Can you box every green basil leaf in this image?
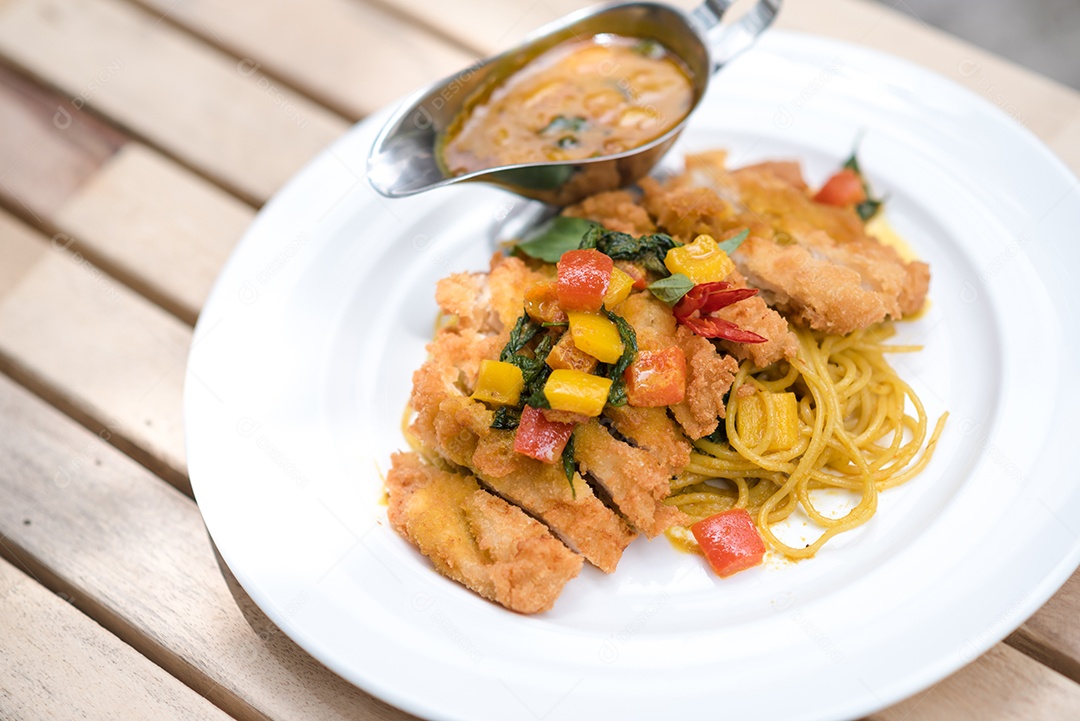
[602,310,638,406]
[540,115,587,135]
[717,228,749,255]
[647,273,694,306]
[579,228,677,277]
[500,313,541,361]
[490,406,521,430]
[855,198,882,222]
[561,433,577,499]
[516,216,598,263]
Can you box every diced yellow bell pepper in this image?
[603,267,634,308]
[735,390,800,451]
[567,311,623,364]
[543,369,612,417]
[664,234,735,284]
[471,360,524,406]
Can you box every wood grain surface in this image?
[0,0,347,204]
[0,557,232,721]
[127,0,476,119]
[0,372,419,721]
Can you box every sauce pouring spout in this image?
[367,0,781,206]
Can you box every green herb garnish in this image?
[540,115,587,135]
[500,313,541,361]
[842,148,885,222]
[561,432,577,499]
[491,406,522,430]
[579,226,678,276]
[717,228,749,255]
[516,216,598,263]
[600,310,638,407]
[646,273,694,306]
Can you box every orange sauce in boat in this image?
[441,35,694,175]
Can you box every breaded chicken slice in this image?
[681,153,930,335]
[563,190,657,235]
[712,269,799,368]
[604,406,691,472]
[410,330,637,573]
[387,452,582,614]
[574,421,687,538]
[436,253,547,334]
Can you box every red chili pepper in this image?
[672,281,767,344]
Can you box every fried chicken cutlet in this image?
[386,452,582,613]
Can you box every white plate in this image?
[185,31,1080,721]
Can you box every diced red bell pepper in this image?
[691,508,766,578]
[813,168,867,207]
[624,347,686,407]
[557,249,612,312]
[513,405,576,463]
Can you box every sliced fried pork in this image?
[387,452,582,614]
[574,421,687,538]
[410,329,636,573]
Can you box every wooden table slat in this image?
[0,64,253,324]
[0,0,348,205]
[0,211,190,490]
[867,644,1080,721]
[125,0,475,120]
[0,557,234,721]
[0,371,417,721]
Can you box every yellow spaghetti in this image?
[665,323,947,559]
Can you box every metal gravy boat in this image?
[367,0,781,206]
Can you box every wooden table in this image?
[1,0,1078,718]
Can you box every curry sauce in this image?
[441,34,694,175]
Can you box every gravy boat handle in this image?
[693,0,782,70]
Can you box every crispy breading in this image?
[639,176,737,244]
[563,190,656,235]
[410,328,637,573]
[671,328,740,439]
[634,154,931,336]
[574,421,687,538]
[604,405,691,472]
[714,269,798,368]
[436,253,547,334]
[386,452,582,614]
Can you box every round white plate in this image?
[185,30,1080,721]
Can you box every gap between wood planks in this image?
[119,0,476,122]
